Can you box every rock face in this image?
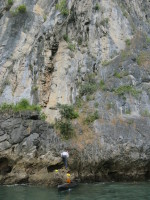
[0,111,68,185]
[0,111,149,185]
[0,0,150,185]
[0,0,149,121]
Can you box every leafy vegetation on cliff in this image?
[84,111,99,124]
[94,3,100,11]
[0,99,47,120]
[115,85,140,97]
[79,73,98,96]
[0,99,41,112]
[17,4,26,13]
[55,104,79,139]
[56,0,69,16]
[79,83,97,96]
[8,0,13,6]
[10,4,26,16]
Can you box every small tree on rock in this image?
[56,104,79,139]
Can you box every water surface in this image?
[0,182,150,200]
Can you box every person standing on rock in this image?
[61,150,69,169]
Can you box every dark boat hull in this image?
[58,182,78,191]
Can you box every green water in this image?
[0,182,150,200]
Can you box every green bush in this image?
[17,99,30,109]
[79,76,105,98]
[63,34,70,42]
[56,0,69,16]
[95,3,100,11]
[57,104,79,119]
[8,0,13,6]
[115,85,140,97]
[10,4,27,16]
[0,99,41,112]
[84,111,99,124]
[114,72,122,78]
[56,104,78,139]
[79,83,97,96]
[125,39,131,46]
[17,4,26,13]
[56,120,74,139]
[0,103,14,111]
[68,43,75,51]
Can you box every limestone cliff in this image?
[0,0,150,185]
[0,111,149,185]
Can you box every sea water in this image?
[0,182,150,200]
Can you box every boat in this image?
[58,182,78,191]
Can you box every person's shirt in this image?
[61,151,69,158]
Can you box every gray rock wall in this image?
[0,112,149,185]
